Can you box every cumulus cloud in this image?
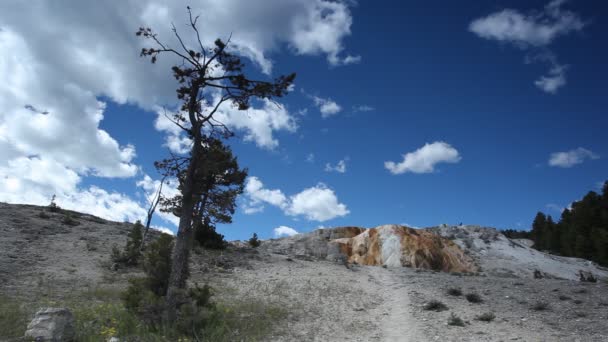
[285,184,349,221]
[243,177,289,213]
[469,0,584,47]
[0,0,358,213]
[306,153,315,163]
[548,147,599,168]
[469,0,585,93]
[243,177,349,222]
[274,225,299,237]
[214,99,298,149]
[0,156,147,223]
[325,158,348,173]
[385,142,461,174]
[309,95,342,118]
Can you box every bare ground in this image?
[2,202,608,341]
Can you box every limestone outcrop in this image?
[262,225,478,273]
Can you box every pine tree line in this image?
[530,181,608,266]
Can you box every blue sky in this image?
[1,0,606,240]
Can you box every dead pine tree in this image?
[136,7,295,321]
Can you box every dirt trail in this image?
[367,267,424,342]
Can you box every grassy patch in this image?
[423,300,448,312]
[0,288,287,342]
[0,295,30,339]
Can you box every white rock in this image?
[24,307,75,341]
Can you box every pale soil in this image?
[203,254,608,341]
[2,202,608,341]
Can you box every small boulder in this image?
[24,307,75,341]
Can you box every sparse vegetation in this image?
[475,312,496,322]
[48,194,61,213]
[424,300,448,311]
[447,312,465,326]
[38,210,50,219]
[0,295,29,339]
[573,299,583,305]
[249,233,261,248]
[531,301,549,311]
[110,221,144,267]
[447,287,462,296]
[465,293,483,303]
[62,213,79,226]
[558,294,571,301]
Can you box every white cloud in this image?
[244,177,289,210]
[548,147,599,168]
[274,225,299,237]
[534,63,567,94]
[243,177,349,222]
[352,105,375,113]
[285,183,349,221]
[469,0,585,93]
[469,0,585,47]
[325,158,348,173]
[214,99,297,150]
[288,0,360,66]
[136,174,181,227]
[0,156,147,223]
[151,225,175,235]
[308,95,342,118]
[306,153,315,163]
[0,0,358,213]
[385,142,461,174]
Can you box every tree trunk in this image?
[165,153,197,321]
[165,83,201,322]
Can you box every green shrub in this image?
[38,210,50,219]
[110,221,145,267]
[424,300,448,311]
[475,312,495,322]
[143,234,174,296]
[62,213,79,226]
[248,233,261,248]
[465,293,483,303]
[447,313,465,326]
[189,284,214,308]
[447,287,462,296]
[558,294,571,301]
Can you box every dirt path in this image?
[367,267,424,342]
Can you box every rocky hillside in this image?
[262,224,608,281]
[2,202,608,341]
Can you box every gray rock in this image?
[24,307,75,341]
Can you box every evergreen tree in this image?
[530,180,608,266]
[137,9,294,319]
[531,212,547,250]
